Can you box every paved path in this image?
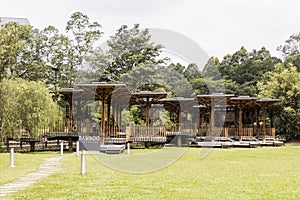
[0,156,63,198]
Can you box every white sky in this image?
[1,0,300,60]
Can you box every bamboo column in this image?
[262,106,267,140]
[237,104,244,141]
[209,104,215,141]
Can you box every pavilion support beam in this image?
[199,110,205,136]
[178,109,182,132]
[68,100,73,132]
[112,105,116,134]
[209,105,215,141]
[68,137,73,152]
[146,104,150,126]
[234,107,239,136]
[119,107,122,130]
[262,106,267,140]
[255,109,260,136]
[238,105,244,141]
[116,105,119,131]
[100,100,105,145]
[107,100,111,137]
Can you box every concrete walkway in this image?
[0,156,63,198]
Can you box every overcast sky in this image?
[1,0,300,60]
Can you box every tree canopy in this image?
[277,32,300,72]
[0,79,63,138]
[89,24,166,83]
[258,64,300,139]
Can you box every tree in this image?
[202,56,221,80]
[65,12,103,87]
[36,12,103,89]
[277,32,300,71]
[258,64,300,139]
[0,79,63,139]
[120,63,194,97]
[0,22,47,82]
[218,46,280,96]
[184,63,202,82]
[98,24,166,82]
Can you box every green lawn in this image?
[3,144,300,200]
[0,151,59,186]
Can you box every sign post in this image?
[76,141,79,157]
[81,150,86,175]
[10,148,15,168]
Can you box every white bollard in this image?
[127,142,130,155]
[60,141,63,155]
[81,150,86,175]
[10,148,15,168]
[76,141,79,157]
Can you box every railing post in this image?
[125,126,131,143]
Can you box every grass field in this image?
[1,144,300,200]
[0,151,58,186]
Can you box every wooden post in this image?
[29,141,35,152]
[210,105,215,141]
[112,105,115,134]
[100,100,105,145]
[68,138,73,152]
[178,111,182,132]
[262,106,267,140]
[116,105,119,131]
[125,126,131,142]
[68,101,73,132]
[238,105,243,141]
[107,101,111,136]
[146,103,150,126]
[200,110,205,136]
[256,109,260,136]
[234,107,239,136]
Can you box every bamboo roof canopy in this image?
[196,93,235,106]
[129,91,168,106]
[159,97,197,113]
[53,88,84,102]
[75,82,131,104]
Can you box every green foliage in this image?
[38,12,103,88]
[0,22,47,82]
[0,79,63,137]
[201,47,280,96]
[202,56,222,80]
[120,63,194,97]
[258,64,300,139]
[96,24,166,82]
[155,109,176,130]
[277,32,300,71]
[129,105,145,126]
[0,12,102,89]
[65,12,103,87]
